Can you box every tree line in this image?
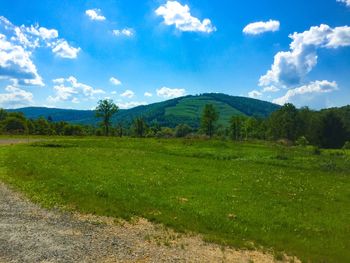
[1,99,349,149]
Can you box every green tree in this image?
[175,124,192,138]
[0,109,7,121]
[95,99,118,136]
[1,117,27,134]
[230,116,245,140]
[201,104,219,138]
[268,103,300,141]
[132,117,147,137]
[319,111,347,149]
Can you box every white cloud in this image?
[0,85,34,108]
[120,89,135,98]
[248,90,263,99]
[259,24,350,88]
[117,101,147,109]
[52,78,65,84]
[85,9,106,21]
[26,25,58,40]
[155,1,216,33]
[110,77,122,86]
[337,0,350,7]
[0,34,44,86]
[243,20,280,35]
[262,86,280,93]
[48,76,105,103]
[144,92,153,97]
[112,29,134,37]
[111,91,117,95]
[0,15,80,87]
[273,80,338,106]
[52,40,80,59]
[156,87,186,98]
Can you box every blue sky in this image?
[0,0,350,110]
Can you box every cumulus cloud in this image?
[47,76,105,103]
[110,77,122,86]
[155,1,216,33]
[117,101,147,109]
[120,90,135,98]
[273,80,338,106]
[0,85,34,108]
[52,40,80,59]
[156,87,186,98]
[0,34,44,86]
[112,29,134,37]
[0,16,80,87]
[85,9,106,21]
[337,0,350,7]
[144,92,153,97]
[259,24,350,88]
[248,90,263,99]
[243,20,280,35]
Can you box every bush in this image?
[175,124,192,138]
[311,146,321,155]
[296,136,309,147]
[343,141,350,150]
[1,117,27,134]
[156,127,174,138]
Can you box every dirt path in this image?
[0,138,42,146]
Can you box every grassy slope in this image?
[1,138,349,262]
[165,96,244,125]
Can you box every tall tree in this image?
[230,116,244,140]
[319,111,347,149]
[95,99,118,136]
[201,104,219,138]
[268,103,300,141]
[132,117,147,137]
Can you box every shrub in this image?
[1,117,27,134]
[311,146,321,155]
[296,136,309,147]
[175,124,192,138]
[343,141,350,150]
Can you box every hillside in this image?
[8,93,280,127]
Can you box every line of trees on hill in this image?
[1,99,349,149]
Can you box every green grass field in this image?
[1,137,349,262]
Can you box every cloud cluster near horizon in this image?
[249,24,350,107]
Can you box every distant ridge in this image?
[8,93,280,127]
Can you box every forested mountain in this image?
[8,93,280,127]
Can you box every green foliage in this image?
[156,127,174,138]
[201,104,219,138]
[268,103,300,141]
[95,99,118,136]
[1,116,27,134]
[0,108,8,121]
[296,136,309,147]
[174,124,192,138]
[319,111,347,149]
[132,117,147,137]
[343,141,350,150]
[1,138,350,263]
[230,116,245,140]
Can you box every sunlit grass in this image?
[1,137,349,262]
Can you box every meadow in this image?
[0,137,349,262]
